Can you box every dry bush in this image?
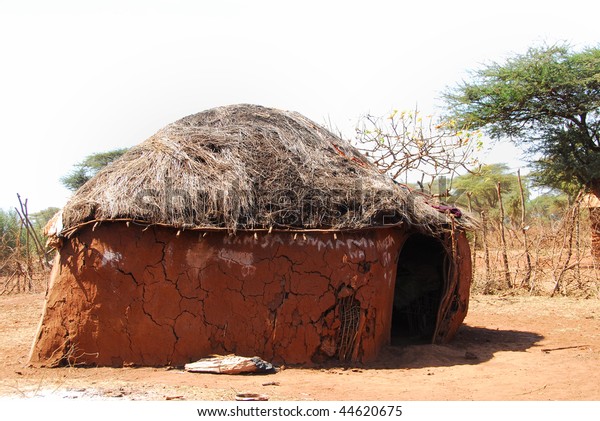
[470,204,599,298]
[0,196,52,296]
[0,247,49,296]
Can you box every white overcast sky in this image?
[1,0,598,212]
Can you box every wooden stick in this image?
[517,170,532,289]
[14,194,49,270]
[466,192,477,286]
[481,211,491,293]
[60,217,405,238]
[552,192,583,296]
[496,182,511,289]
[351,310,367,362]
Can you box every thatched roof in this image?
[56,104,469,237]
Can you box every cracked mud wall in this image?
[29,223,406,367]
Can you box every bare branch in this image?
[355,109,480,193]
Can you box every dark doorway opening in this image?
[391,234,447,345]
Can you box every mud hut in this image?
[31,104,474,367]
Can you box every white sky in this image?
[0,0,598,212]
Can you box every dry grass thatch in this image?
[57,104,473,236]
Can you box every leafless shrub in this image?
[355,108,480,190]
[471,196,599,297]
[0,195,51,295]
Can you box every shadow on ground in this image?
[358,324,544,369]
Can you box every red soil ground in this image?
[0,292,598,401]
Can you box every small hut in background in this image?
[31,104,474,367]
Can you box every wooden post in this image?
[466,192,477,284]
[481,210,491,293]
[16,194,49,270]
[15,220,23,293]
[25,222,33,291]
[517,170,532,289]
[552,194,582,297]
[496,182,511,289]
[575,200,581,287]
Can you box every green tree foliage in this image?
[450,163,527,223]
[0,209,21,260]
[31,207,61,232]
[61,148,129,191]
[443,44,600,197]
[0,206,60,264]
[527,193,569,221]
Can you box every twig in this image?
[541,345,589,353]
[517,384,547,396]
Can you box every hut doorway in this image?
[391,234,447,345]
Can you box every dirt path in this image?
[0,293,598,400]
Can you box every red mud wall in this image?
[434,231,472,343]
[30,224,406,367]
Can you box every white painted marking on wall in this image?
[218,249,257,277]
[218,249,254,266]
[382,252,391,267]
[220,233,396,269]
[348,249,365,260]
[101,249,122,267]
[376,235,395,252]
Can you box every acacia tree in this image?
[450,163,527,223]
[0,209,20,262]
[527,193,569,221]
[443,43,600,259]
[443,43,600,197]
[61,148,129,191]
